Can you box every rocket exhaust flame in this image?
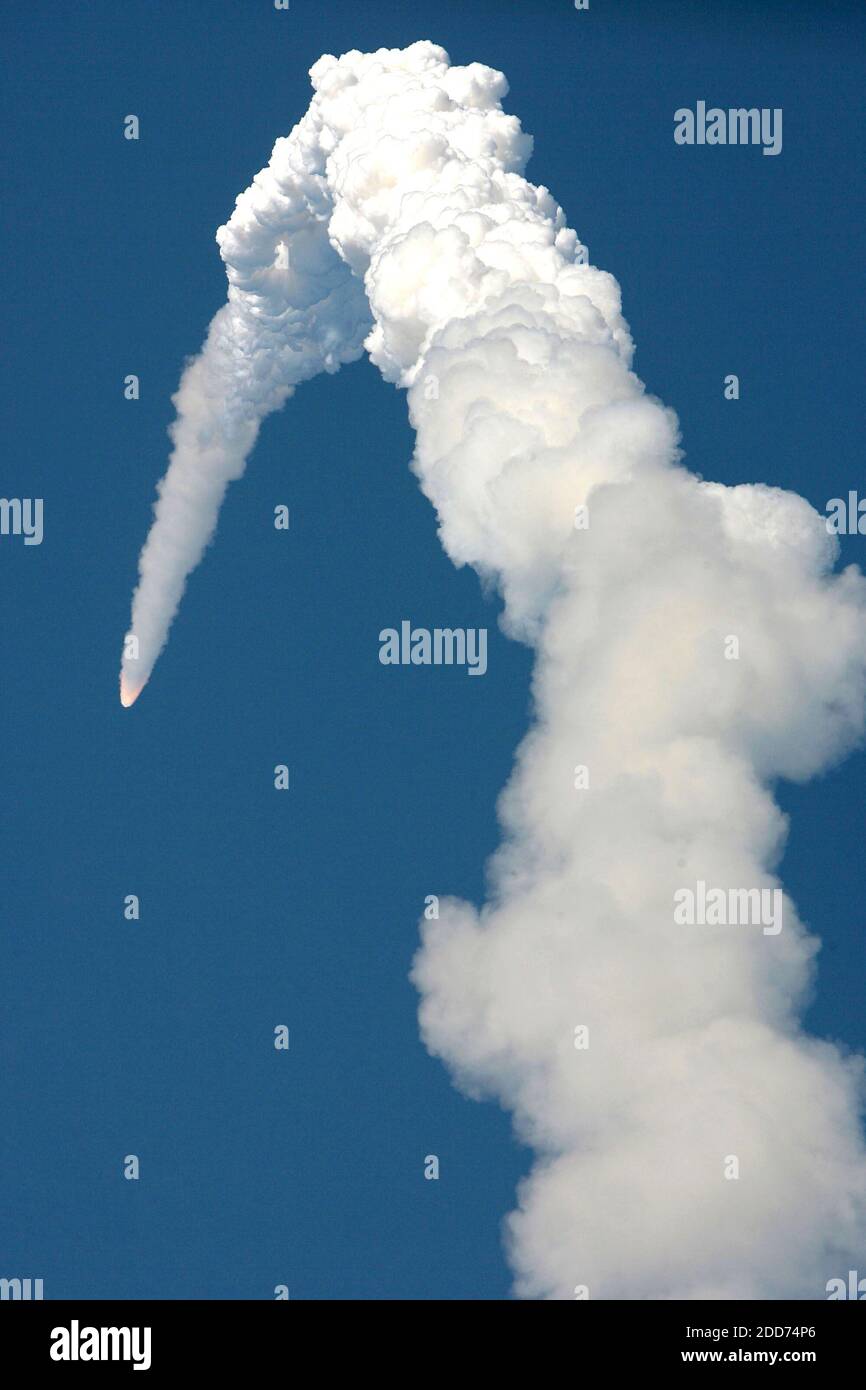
[119,676,143,709]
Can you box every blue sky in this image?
[2,0,865,1299]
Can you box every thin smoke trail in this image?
[120,42,866,1298]
[118,131,370,704]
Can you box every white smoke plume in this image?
[120,42,866,1298]
[118,116,371,704]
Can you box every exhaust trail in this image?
[120,42,866,1298]
[119,120,370,703]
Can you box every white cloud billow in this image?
[120,42,866,1298]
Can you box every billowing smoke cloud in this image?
[121,42,866,1298]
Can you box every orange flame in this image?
[120,674,145,708]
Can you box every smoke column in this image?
[120,42,866,1297]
